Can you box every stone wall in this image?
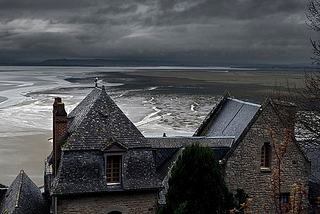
[57,191,158,214]
[224,102,310,213]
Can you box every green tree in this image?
[158,144,233,214]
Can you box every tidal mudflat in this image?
[0,66,307,186]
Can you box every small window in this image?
[103,142,126,185]
[279,193,290,212]
[106,155,122,184]
[280,193,290,204]
[261,143,271,168]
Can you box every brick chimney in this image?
[53,97,67,175]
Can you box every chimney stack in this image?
[53,97,67,175]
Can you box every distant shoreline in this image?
[0,58,315,70]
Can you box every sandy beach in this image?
[0,132,52,186]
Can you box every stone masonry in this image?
[223,101,310,213]
[56,191,159,214]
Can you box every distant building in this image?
[0,85,318,213]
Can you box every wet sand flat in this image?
[0,67,308,186]
[92,69,306,103]
[0,132,52,186]
[124,69,305,86]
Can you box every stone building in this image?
[150,95,311,213]
[193,96,311,213]
[44,86,311,213]
[0,85,315,213]
[45,86,161,214]
[297,139,320,210]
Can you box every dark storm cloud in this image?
[0,0,315,64]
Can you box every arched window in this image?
[261,142,271,168]
[108,212,122,214]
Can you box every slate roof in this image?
[0,170,48,214]
[193,97,309,165]
[194,96,261,141]
[51,149,161,195]
[51,87,160,195]
[297,140,320,198]
[148,136,234,149]
[154,148,180,180]
[63,86,150,150]
[148,137,233,181]
[151,137,232,205]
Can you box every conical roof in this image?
[0,170,48,214]
[63,87,150,150]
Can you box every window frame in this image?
[279,193,290,212]
[103,143,126,185]
[106,154,122,184]
[280,193,290,204]
[261,142,271,170]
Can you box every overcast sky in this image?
[0,0,316,64]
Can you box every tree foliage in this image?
[307,0,320,65]
[158,144,233,214]
[267,129,291,214]
[294,72,320,140]
[304,1,320,136]
[270,0,320,139]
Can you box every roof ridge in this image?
[68,88,101,132]
[227,97,261,107]
[193,95,228,136]
[15,169,25,208]
[68,87,100,117]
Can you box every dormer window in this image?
[106,155,121,184]
[261,142,271,169]
[103,140,127,185]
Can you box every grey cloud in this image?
[0,0,315,64]
[148,0,306,27]
[96,4,138,15]
[0,0,97,11]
